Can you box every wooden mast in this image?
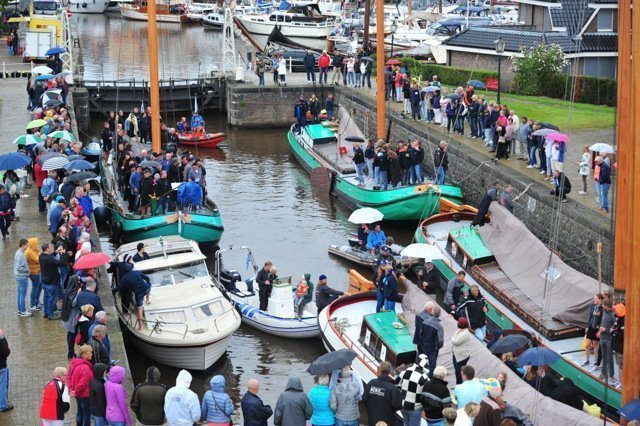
[615,0,640,404]
[375,0,386,139]
[148,0,161,153]
[363,0,371,49]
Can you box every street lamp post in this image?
[494,36,506,105]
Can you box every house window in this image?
[597,10,614,32]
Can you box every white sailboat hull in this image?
[236,16,333,38]
[68,0,109,13]
[121,4,184,22]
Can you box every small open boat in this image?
[414,201,622,413]
[213,247,320,338]
[328,233,415,270]
[177,129,226,148]
[112,236,240,370]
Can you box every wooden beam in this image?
[147,0,161,153]
[363,0,371,48]
[617,0,640,404]
[375,0,386,139]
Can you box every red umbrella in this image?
[547,132,569,143]
[73,252,112,270]
[386,59,401,65]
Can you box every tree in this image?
[512,43,567,96]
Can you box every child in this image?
[294,273,314,317]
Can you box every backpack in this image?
[61,275,81,322]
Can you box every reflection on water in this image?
[75,14,226,80]
[90,111,415,419]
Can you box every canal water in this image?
[89,111,416,418]
[78,12,419,419]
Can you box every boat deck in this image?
[313,141,355,174]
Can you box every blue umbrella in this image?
[621,399,640,421]
[518,347,560,366]
[422,86,438,93]
[64,159,94,171]
[467,79,486,89]
[45,46,66,56]
[0,153,32,170]
[35,74,55,82]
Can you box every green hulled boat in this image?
[287,110,464,221]
[100,155,224,246]
[414,206,621,413]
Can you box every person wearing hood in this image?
[201,375,234,425]
[273,376,313,426]
[165,370,201,426]
[89,363,109,426]
[105,365,132,425]
[131,366,167,426]
[25,237,43,311]
[294,273,314,317]
[308,374,334,426]
[395,354,430,426]
[67,344,94,426]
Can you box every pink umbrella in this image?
[73,252,112,270]
[547,132,569,143]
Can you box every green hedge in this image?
[397,57,616,106]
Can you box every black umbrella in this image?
[360,57,375,63]
[489,334,530,355]
[345,136,365,143]
[445,93,461,100]
[539,122,560,131]
[67,171,98,183]
[140,160,161,169]
[307,349,357,375]
[45,99,64,108]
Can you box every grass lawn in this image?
[442,86,616,131]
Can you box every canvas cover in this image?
[476,205,600,329]
[401,281,601,426]
[337,107,366,143]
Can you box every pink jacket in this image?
[105,366,132,425]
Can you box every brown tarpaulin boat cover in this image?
[476,204,600,329]
[401,281,601,425]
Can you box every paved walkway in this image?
[0,78,131,425]
[240,69,616,221]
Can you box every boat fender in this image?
[110,219,122,245]
[93,206,111,231]
[329,172,337,195]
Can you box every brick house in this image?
[440,0,618,89]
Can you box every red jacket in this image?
[35,162,47,187]
[318,54,331,68]
[40,378,67,420]
[67,358,92,399]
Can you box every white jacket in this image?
[164,370,201,426]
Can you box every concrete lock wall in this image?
[337,89,613,284]
[226,82,338,128]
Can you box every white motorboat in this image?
[112,236,241,370]
[236,5,335,39]
[202,11,224,29]
[185,1,217,21]
[214,247,320,338]
[121,0,186,23]
[67,0,110,13]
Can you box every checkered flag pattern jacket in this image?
[395,354,430,411]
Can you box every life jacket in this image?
[295,281,309,298]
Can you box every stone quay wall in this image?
[337,88,613,283]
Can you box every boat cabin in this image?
[359,311,416,367]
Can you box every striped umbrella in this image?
[36,152,64,165]
[48,130,75,142]
[42,156,70,171]
[12,134,44,146]
[26,119,48,130]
